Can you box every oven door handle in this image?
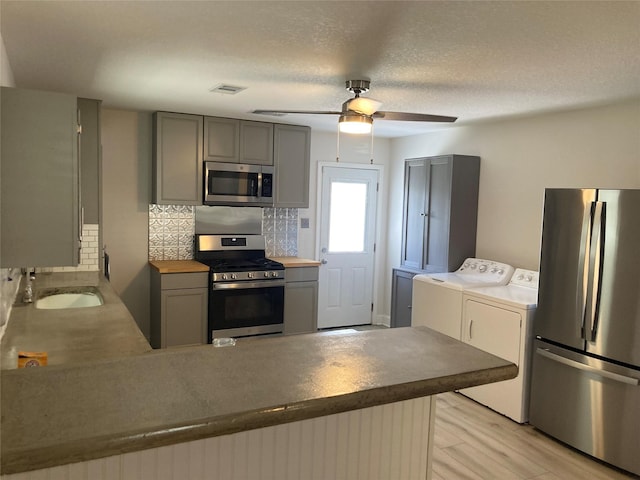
[212,280,285,290]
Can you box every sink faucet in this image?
[22,268,34,304]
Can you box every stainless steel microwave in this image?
[204,162,274,206]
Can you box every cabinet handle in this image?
[469,319,473,339]
[407,305,412,309]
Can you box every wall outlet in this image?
[300,217,310,229]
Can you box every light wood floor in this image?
[432,392,638,480]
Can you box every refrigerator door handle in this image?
[576,204,592,339]
[536,348,639,386]
[585,202,605,342]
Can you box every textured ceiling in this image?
[2,1,639,138]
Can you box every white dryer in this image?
[411,258,514,340]
[460,268,539,423]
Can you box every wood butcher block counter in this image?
[147,258,321,272]
[269,256,321,268]
[149,259,209,273]
[1,326,517,477]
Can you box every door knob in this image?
[321,259,328,264]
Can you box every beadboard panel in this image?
[2,396,435,480]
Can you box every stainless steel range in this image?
[195,234,285,341]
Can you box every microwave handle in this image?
[256,172,262,198]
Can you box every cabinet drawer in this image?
[161,272,209,290]
[285,267,319,283]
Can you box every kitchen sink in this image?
[35,287,104,309]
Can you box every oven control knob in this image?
[221,274,228,280]
[271,271,278,278]
[231,273,237,280]
[479,264,487,273]
[264,272,270,278]
[248,272,254,279]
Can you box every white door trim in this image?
[315,161,385,326]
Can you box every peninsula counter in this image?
[1,327,516,479]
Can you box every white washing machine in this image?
[459,268,539,423]
[411,258,515,340]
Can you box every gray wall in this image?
[101,109,152,338]
[0,32,19,339]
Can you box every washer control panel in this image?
[509,268,539,289]
[456,258,515,283]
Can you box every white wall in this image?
[385,100,640,316]
[298,131,392,324]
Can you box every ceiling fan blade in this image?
[373,111,457,123]
[346,97,383,116]
[252,109,341,116]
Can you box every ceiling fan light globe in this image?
[339,114,373,135]
[346,97,383,116]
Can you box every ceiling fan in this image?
[253,79,457,134]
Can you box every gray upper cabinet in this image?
[155,111,311,207]
[274,124,311,208]
[153,112,203,205]
[78,98,101,225]
[1,87,80,268]
[205,118,274,165]
[204,117,240,162]
[401,155,480,273]
[240,121,274,165]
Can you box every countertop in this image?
[148,260,210,273]
[0,272,151,370]
[148,258,321,273]
[270,256,321,268]
[1,327,516,474]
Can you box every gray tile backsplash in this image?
[149,205,298,260]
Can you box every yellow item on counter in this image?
[18,351,48,368]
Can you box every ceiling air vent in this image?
[209,84,247,95]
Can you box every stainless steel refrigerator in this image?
[530,188,640,476]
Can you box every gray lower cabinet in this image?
[150,271,208,348]
[390,268,419,328]
[401,154,480,273]
[283,267,318,335]
[1,87,80,268]
[153,112,203,205]
[274,124,311,208]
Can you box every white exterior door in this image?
[317,166,379,329]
